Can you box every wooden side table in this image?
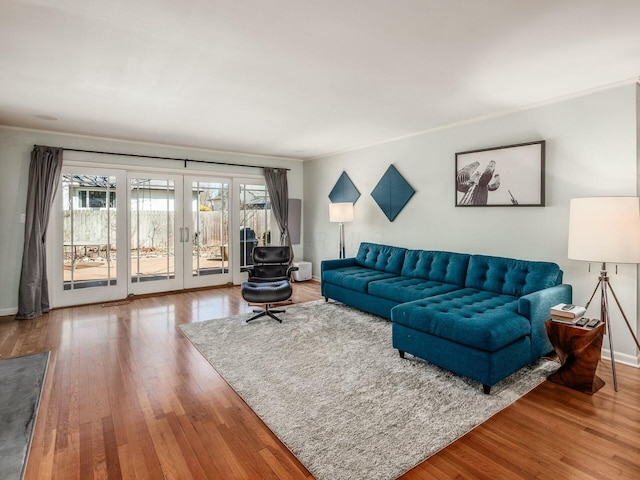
[545,320,606,395]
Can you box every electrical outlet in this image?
[20,213,26,223]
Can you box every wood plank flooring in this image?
[1,281,639,479]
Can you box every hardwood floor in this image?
[1,281,639,479]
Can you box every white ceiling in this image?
[2,0,640,160]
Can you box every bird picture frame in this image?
[455,140,545,207]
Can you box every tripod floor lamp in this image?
[329,202,354,259]
[568,196,640,391]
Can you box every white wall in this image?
[304,84,640,365]
[0,127,304,314]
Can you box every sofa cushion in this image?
[355,242,407,275]
[465,255,562,297]
[368,276,461,303]
[322,266,396,293]
[401,250,470,286]
[391,288,529,352]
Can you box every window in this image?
[78,189,117,208]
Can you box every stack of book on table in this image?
[550,303,587,324]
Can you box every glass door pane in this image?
[184,178,231,288]
[62,174,118,289]
[129,175,183,294]
[239,183,270,271]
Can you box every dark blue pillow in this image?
[356,242,407,275]
[401,250,470,286]
[465,254,562,297]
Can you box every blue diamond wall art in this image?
[371,165,415,221]
[328,171,361,204]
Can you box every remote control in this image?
[575,318,588,327]
[586,319,600,328]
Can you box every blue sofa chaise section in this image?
[321,242,572,393]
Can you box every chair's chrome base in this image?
[246,304,285,323]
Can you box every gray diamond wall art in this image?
[371,165,415,221]
[328,171,361,204]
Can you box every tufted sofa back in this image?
[401,250,470,286]
[356,242,407,274]
[465,254,562,297]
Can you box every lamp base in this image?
[585,263,640,392]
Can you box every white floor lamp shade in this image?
[568,196,640,263]
[329,202,354,223]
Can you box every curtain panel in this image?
[16,146,63,319]
[263,167,293,262]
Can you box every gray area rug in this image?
[180,300,556,480]
[0,351,49,480]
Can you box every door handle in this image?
[179,227,191,243]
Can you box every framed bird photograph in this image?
[455,140,545,207]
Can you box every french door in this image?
[184,177,231,289]
[50,168,233,307]
[50,167,129,307]
[128,174,232,294]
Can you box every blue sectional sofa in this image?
[321,242,572,393]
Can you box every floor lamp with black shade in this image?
[568,196,640,391]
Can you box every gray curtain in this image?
[263,167,293,261]
[16,146,64,319]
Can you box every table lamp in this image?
[568,196,640,391]
[329,202,354,258]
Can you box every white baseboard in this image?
[602,348,640,368]
[0,307,18,317]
